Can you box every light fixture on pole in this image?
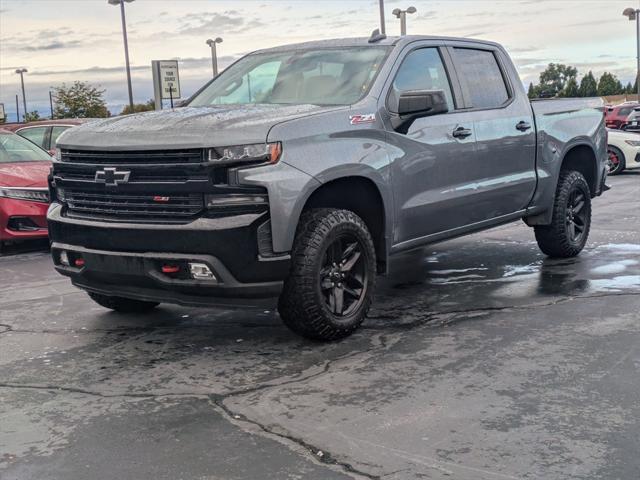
[206,37,223,77]
[392,6,416,36]
[15,68,27,121]
[108,0,135,110]
[623,7,640,100]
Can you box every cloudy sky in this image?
[0,0,638,121]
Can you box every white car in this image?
[607,128,640,175]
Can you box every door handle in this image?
[516,121,532,132]
[452,126,472,139]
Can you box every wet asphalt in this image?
[0,171,639,480]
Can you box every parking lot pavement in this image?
[1,172,639,480]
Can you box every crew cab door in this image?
[448,44,537,217]
[383,44,482,246]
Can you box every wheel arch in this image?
[301,176,391,274]
[559,143,599,196]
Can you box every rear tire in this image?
[278,208,376,341]
[88,292,159,313]
[607,146,626,175]
[534,170,591,258]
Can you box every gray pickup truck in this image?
[49,34,608,340]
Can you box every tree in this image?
[527,82,537,99]
[23,111,41,122]
[538,63,578,97]
[53,81,109,118]
[120,99,155,115]
[561,77,579,98]
[597,72,624,96]
[578,71,598,97]
[625,81,634,94]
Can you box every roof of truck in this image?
[253,35,502,54]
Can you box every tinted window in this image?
[454,48,510,109]
[190,47,389,107]
[389,48,454,112]
[618,107,632,116]
[0,133,52,163]
[51,126,71,147]
[17,127,48,150]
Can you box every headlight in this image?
[207,142,282,165]
[0,187,49,203]
[624,139,640,146]
[54,148,62,161]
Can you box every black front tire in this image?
[534,170,592,258]
[278,208,376,341]
[607,146,626,175]
[88,292,159,313]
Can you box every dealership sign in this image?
[152,60,181,109]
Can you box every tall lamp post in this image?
[15,68,27,120]
[378,0,386,35]
[206,37,223,77]
[108,0,135,110]
[623,7,640,100]
[392,6,417,36]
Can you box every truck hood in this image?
[0,161,51,188]
[57,104,342,151]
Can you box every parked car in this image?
[622,107,640,132]
[48,34,607,340]
[605,102,638,129]
[607,128,640,174]
[0,130,52,251]
[2,119,93,156]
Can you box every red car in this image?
[0,130,52,250]
[1,118,92,156]
[604,103,639,129]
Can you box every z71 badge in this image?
[349,113,376,125]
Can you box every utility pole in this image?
[49,91,55,119]
[15,95,20,123]
[15,68,27,119]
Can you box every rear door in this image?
[449,44,537,217]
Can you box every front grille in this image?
[61,149,205,164]
[63,190,204,222]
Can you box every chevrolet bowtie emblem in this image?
[95,167,131,186]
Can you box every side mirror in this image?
[391,89,449,132]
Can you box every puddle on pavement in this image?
[383,243,640,302]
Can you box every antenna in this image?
[368,28,387,43]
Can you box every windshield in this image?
[0,132,52,163]
[189,47,389,107]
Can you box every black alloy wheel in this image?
[320,234,369,317]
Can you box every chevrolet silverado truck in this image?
[48,34,608,340]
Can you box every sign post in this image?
[152,60,181,110]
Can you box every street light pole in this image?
[392,6,417,36]
[15,68,27,120]
[108,0,135,110]
[623,7,640,100]
[379,0,386,35]
[206,38,223,77]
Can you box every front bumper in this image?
[47,203,290,307]
[0,198,49,241]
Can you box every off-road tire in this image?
[278,208,376,341]
[534,170,592,258]
[88,292,159,313]
[607,146,626,175]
